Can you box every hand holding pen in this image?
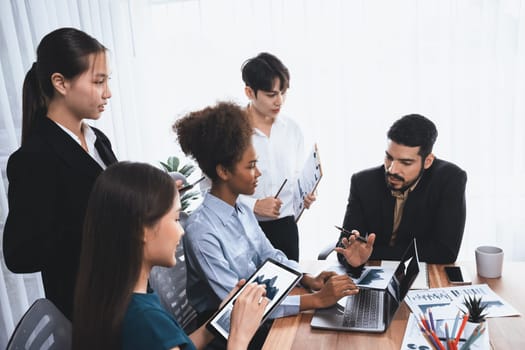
[253,179,286,219]
[334,225,369,244]
[334,227,375,267]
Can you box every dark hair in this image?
[174,102,252,181]
[241,52,290,95]
[73,162,176,349]
[387,114,438,159]
[22,27,107,144]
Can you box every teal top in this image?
[122,292,196,350]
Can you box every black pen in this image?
[334,225,368,244]
[179,176,205,193]
[274,179,287,198]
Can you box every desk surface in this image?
[262,261,525,349]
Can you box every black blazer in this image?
[338,159,467,265]
[3,116,117,319]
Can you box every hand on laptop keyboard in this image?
[303,274,359,309]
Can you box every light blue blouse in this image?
[184,192,301,318]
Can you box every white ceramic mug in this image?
[475,246,504,278]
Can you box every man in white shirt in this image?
[240,52,315,261]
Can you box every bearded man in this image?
[336,114,467,266]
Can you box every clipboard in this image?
[293,143,322,221]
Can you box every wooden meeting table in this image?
[262,260,525,349]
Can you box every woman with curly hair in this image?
[174,101,364,349]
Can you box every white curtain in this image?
[0,0,154,346]
[1,0,524,346]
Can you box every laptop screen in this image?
[310,238,421,333]
[384,240,420,325]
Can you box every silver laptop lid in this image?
[383,239,420,327]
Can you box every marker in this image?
[334,225,368,244]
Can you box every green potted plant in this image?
[462,295,488,323]
[160,156,201,214]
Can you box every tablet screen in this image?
[207,258,302,340]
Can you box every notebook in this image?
[310,239,420,333]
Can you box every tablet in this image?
[206,258,302,340]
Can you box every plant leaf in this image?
[179,164,195,177]
[159,161,171,172]
[167,156,180,171]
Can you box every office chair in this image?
[6,298,71,350]
[317,242,336,260]
[149,230,198,333]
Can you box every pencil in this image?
[334,225,368,243]
[428,308,436,332]
[451,311,460,341]
[420,326,440,350]
[419,314,431,332]
[454,313,469,345]
[179,176,205,193]
[469,326,486,347]
[274,179,287,198]
[428,328,446,350]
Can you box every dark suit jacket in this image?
[338,159,467,266]
[3,116,117,319]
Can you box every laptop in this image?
[311,239,420,333]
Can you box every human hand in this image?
[312,274,359,309]
[254,197,283,218]
[301,271,337,291]
[220,279,247,309]
[175,179,184,190]
[227,283,269,350]
[334,230,376,267]
[303,193,316,209]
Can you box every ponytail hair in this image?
[22,28,107,145]
[22,63,46,144]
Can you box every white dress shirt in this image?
[54,121,107,169]
[240,115,305,221]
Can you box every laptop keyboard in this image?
[342,289,382,329]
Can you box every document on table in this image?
[327,264,395,289]
[293,143,322,221]
[404,284,521,320]
[327,260,429,290]
[401,313,490,350]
